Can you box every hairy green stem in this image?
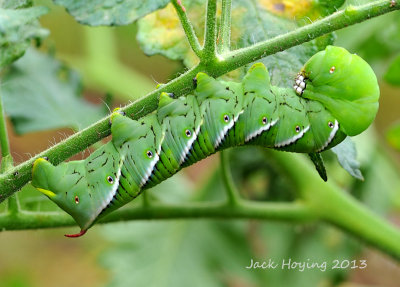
[0,0,399,202]
[220,150,241,205]
[172,0,202,57]
[0,65,201,202]
[0,201,315,230]
[203,0,218,60]
[218,0,232,54]
[217,0,400,72]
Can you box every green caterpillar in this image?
[31,46,379,237]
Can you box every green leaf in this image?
[137,0,334,87]
[101,220,256,287]
[0,6,48,69]
[1,49,106,134]
[384,54,400,86]
[353,149,400,214]
[330,137,364,180]
[386,122,400,151]
[53,0,170,26]
[1,0,33,9]
[317,0,345,16]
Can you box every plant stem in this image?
[268,150,400,260]
[202,0,218,60]
[0,201,315,230]
[142,190,150,207]
[172,0,202,57]
[217,0,399,70]
[0,64,201,202]
[218,0,232,54]
[0,84,13,172]
[7,195,19,215]
[220,150,241,205]
[0,0,399,202]
[0,82,19,214]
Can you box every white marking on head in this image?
[294,74,307,95]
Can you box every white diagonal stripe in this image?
[274,125,310,148]
[245,118,279,142]
[316,120,339,152]
[214,110,244,149]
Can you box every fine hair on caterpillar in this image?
[31,46,380,237]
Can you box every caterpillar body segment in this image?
[31,46,379,235]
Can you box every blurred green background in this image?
[0,0,400,286]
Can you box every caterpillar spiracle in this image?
[31,46,380,237]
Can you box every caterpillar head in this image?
[32,158,102,236]
[298,45,379,136]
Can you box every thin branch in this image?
[0,0,399,202]
[0,83,19,214]
[218,0,232,54]
[217,0,399,71]
[0,64,201,202]
[0,201,315,230]
[171,0,202,57]
[141,190,150,207]
[0,83,13,172]
[202,0,218,60]
[220,150,241,205]
[7,195,20,215]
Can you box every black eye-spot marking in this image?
[13,171,19,177]
[295,126,301,133]
[75,196,79,204]
[223,114,230,123]
[328,121,334,129]
[262,117,268,125]
[107,176,114,184]
[43,157,49,161]
[146,150,153,158]
[185,129,192,137]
